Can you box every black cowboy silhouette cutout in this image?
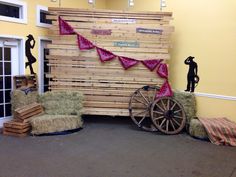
[25,34,36,74]
[184,56,199,92]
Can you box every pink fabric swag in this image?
[96,47,116,62]
[77,34,95,50]
[59,17,75,35]
[118,56,139,70]
[156,80,173,98]
[157,63,168,78]
[141,59,162,71]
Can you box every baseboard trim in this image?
[194,92,236,101]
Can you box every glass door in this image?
[0,39,19,119]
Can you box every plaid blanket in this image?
[199,117,236,146]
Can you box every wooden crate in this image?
[47,8,174,116]
[3,120,31,137]
[14,102,44,122]
[13,74,38,91]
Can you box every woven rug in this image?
[199,117,236,146]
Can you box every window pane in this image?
[0,77,3,89]
[0,91,3,103]
[5,90,11,103]
[5,103,11,116]
[40,11,52,24]
[0,105,3,117]
[4,62,11,75]
[0,47,2,61]
[0,62,2,75]
[4,48,11,61]
[0,4,20,18]
[5,76,11,89]
[44,86,49,92]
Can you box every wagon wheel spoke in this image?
[133,97,148,107]
[133,109,148,116]
[174,109,182,114]
[129,86,160,132]
[173,115,184,120]
[167,99,170,110]
[152,88,158,102]
[172,118,181,126]
[160,118,166,128]
[137,90,150,104]
[170,102,177,110]
[153,115,164,121]
[170,120,176,131]
[166,120,169,132]
[150,97,186,135]
[161,99,167,110]
[138,110,149,124]
[155,102,165,112]
[153,110,164,115]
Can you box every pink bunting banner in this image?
[96,47,116,62]
[142,59,163,71]
[157,63,168,78]
[156,80,173,98]
[118,56,139,70]
[59,16,75,35]
[77,34,95,50]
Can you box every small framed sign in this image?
[136,28,162,34]
[91,29,112,35]
[112,19,136,24]
[114,41,139,48]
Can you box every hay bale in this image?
[38,91,83,115]
[30,115,83,135]
[173,90,197,125]
[189,118,208,140]
[11,90,39,111]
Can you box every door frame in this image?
[0,35,25,127]
[38,37,51,94]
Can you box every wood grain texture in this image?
[47,8,173,116]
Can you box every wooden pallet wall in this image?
[47,8,174,116]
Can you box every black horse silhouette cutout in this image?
[184,56,199,92]
[25,34,36,74]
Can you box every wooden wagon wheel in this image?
[129,85,160,132]
[150,97,186,135]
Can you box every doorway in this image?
[0,38,21,123]
[39,39,51,93]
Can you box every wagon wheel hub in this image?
[164,110,174,120]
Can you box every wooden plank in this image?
[47,8,173,117]
[3,130,29,137]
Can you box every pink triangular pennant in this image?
[156,81,173,98]
[58,16,75,35]
[118,56,139,70]
[96,47,116,62]
[77,34,95,50]
[157,63,168,78]
[142,59,163,71]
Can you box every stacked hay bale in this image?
[30,91,84,135]
[189,118,208,140]
[11,90,39,113]
[3,90,39,137]
[173,90,197,128]
[173,90,208,139]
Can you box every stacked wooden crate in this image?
[3,103,43,137]
[47,8,174,116]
